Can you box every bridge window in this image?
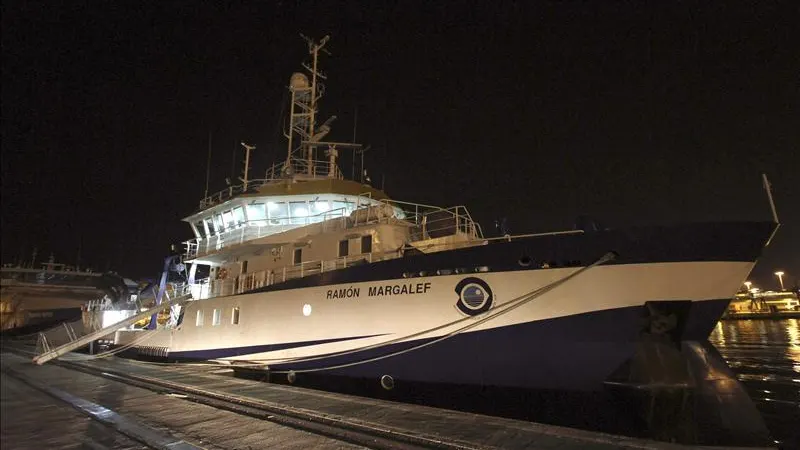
[231,307,240,325]
[361,235,372,254]
[332,201,355,215]
[213,214,224,233]
[290,201,309,224]
[269,202,289,223]
[194,221,206,238]
[247,203,266,225]
[242,260,248,274]
[205,218,216,236]
[339,239,349,257]
[212,308,221,326]
[223,210,235,229]
[233,206,245,226]
[313,200,331,214]
[196,310,204,327]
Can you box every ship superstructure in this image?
[181,35,481,302]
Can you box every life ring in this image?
[218,268,228,280]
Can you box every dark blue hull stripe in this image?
[168,299,731,391]
[239,221,774,295]
[171,333,387,360]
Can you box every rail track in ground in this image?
[1,342,472,450]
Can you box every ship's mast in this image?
[285,35,330,176]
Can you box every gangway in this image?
[32,292,192,365]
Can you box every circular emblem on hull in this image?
[455,277,493,316]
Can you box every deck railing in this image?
[188,227,587,300]
[184,195,484,261]
[197,250,401,299]
[198,159,343,210]
[184,207,353,260]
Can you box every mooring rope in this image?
[225,251,616,372]
[71,251,615,372]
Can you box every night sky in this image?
[2,1,798,289]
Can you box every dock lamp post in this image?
[774,271,785,291]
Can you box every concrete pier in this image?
[0,349,775,450]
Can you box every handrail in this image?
[483,229,585,242]
[33,290,193,365]
[199,249,405,299]
[186,190,484,261]
[183,202,483,261]
[1,267,102,277]
[192,227,588,300]
[190,224,589,301]
[184,206,354,259]
[198,158,344,210]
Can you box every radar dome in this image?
[290,73,309,89]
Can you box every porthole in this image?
[518,256,532,267]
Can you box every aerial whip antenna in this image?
[204,130,212,198]
[762,173,780,246]
[762,173,779,224]
[240,142,256,192]
[353,106,358,143]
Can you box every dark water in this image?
[710,319,800,449]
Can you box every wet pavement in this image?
[1,352,366,450]
[2,372,149,450]
[0,349,738,450]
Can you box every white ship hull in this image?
[116,259,753,391]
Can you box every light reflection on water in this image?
[710,319,800,448]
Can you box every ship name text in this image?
[326,282,432,299]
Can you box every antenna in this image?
[230,139,237,194]
[359,145,372,183]
[762,173,779,224]
[353,106,358,142]
[762,173,780,247]
[204,130,212,198]
[76,234,82,271]
[240,142,256,191]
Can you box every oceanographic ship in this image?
[112,36,777,392]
